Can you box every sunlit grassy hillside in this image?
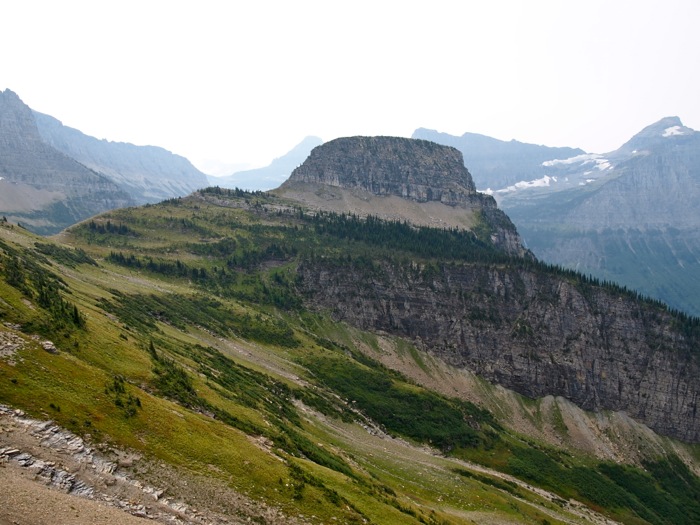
[1,191,699,525]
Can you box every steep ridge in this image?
[0,214,629,525]
[276,136,528,256]
[33,110,209,204]
[264,134,700,441]
[0,89,132,234]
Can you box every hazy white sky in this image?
[2,1,699,175]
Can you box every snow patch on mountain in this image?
[542,153,599,167]
[542,153,612,171]
[483,174,558,195]
[663,125,687,137]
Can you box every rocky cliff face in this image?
[0,89,133,234]
[278,136,528,256]
[298,258,700,443]
[33,111,209,204]
[289,136,478,203]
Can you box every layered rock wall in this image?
[299,259,700,442]
[289,136,477,204]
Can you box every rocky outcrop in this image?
[0,404,301,524]
[279,136,528,256]
[0,329,24,361]
[298,259,700,443]
[33,110,209,204]
[0,405,188,521]
[288,136,478,204]
[0,89,133,234]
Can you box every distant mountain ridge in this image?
[33,111,209,204]
[213,136,322,191]
[412,127,584,190]
[0,89,133,234]
[0,89,209,235]
[421,118,700,316]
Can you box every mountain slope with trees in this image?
[2,136,700,524]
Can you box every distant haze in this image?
[2,1,700,173]
[200,160,255,177]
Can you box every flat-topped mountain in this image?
[276,136,528,256]
[287,136,476,201]
[271,136,700,443]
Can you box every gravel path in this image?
[0,462,150,525]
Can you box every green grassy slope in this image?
[0,192,699,524]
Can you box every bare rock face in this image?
[288,136,477,204]
[280,136,528,256]
[298,259,700,443]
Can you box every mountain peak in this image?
[214,136,324,191]
[294,135,324,149]
[616,116,696,155]
[271,136,323,164]
[635,116,691,137]
[0,88,21,102]
[0,89,133,234]
[655,115,683,127]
